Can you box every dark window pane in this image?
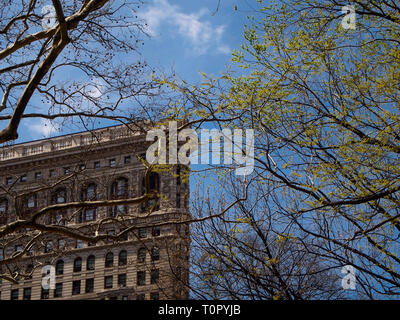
[104,276,113,289]
[73,257,82,272]
[56,260,64,275]
[151,269,159,284]
[23,288,31,300]
[105,252,114,268]
[137,271,145,286]
[150,292,159,300]
[85,278,94,293]
[11,289,18,300]
[41,288,49,300]
[54,283,63,298]
[72,280,81,295]
[118,250,127,266]
[87,255,95,270]
[118,274,127,287]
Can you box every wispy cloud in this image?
[140,0,229,55]
[28,118,60,137]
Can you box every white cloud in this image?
[139,0,229,55]
[28,118,60,137]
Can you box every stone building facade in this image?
[0,124,190,300]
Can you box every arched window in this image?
[87,255,95,271]
[0,198,8,214]
[50,188,67,225]
[137,247,146,263]
[56,260,64,275]
[21,194,37,217]
[79,183,97,223]
[105,252,114,268]
[73,257,82,272]
[141,173,160,212]
[81,183,96,200]
[119,250,127,266]
[52,188,67,204]
[110,178,128,217]
[151,247,160,261]
[110,178,128,198]
[0,198,8,225]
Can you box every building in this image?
[0,124,190,300]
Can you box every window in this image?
[136,293,145,300]
[58,239,66,250]
[85,278,94,293]
[104,276,113,289]
[176,192,181,208]
[110,205,126,217]
[52,188,67,204]
[23,288,31,300]
[76,240,84,249]
[87,255,95,270]
[137,271,145,286]
[56,260,64,275]
[27,195,36,208]
[54,283,63,298]
[50,169,56,177]
[118,250,127,266]
[109,158,116,167]
[138,228,147,239]
[105,252,114,268]
[141,173,160,212]
[73,257,82,272]
[44,241,53,253]
[11,289,19,300]
[0,248,3,261]
[81,183,96,200]
[151,269,159,284]
[151,247,160,261]
[110,177,128,198]
[94,161,100,169]
[124,156,131,164]
[21,194,37,213]
[35,172,42,180]
[137,248,146,263]
[118,274,127,287]
[6,177,12,185]
[176,166,181,185]
[20,174,27,182]
[152,226,161,237]
[41,287,49,299]
[0,198,8,225]
[150,292,159,300]
[80,183,97,223]
[64,167,71,175]
[72,280,81,295]
[15,244,23,253]
[79,164,85,170]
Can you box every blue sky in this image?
[14,0,251,142]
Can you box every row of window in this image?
[8,270,159,300]
[6,283,160,300]
[65,247,160,274]
[0,172,163,223]
[4,156,135,185]
[0,226,162,260]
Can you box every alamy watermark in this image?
[146,121,254,176]
[341,5,356,30]
[41,5,57,30]
[341,265,356,290]
[41,265,55,290]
